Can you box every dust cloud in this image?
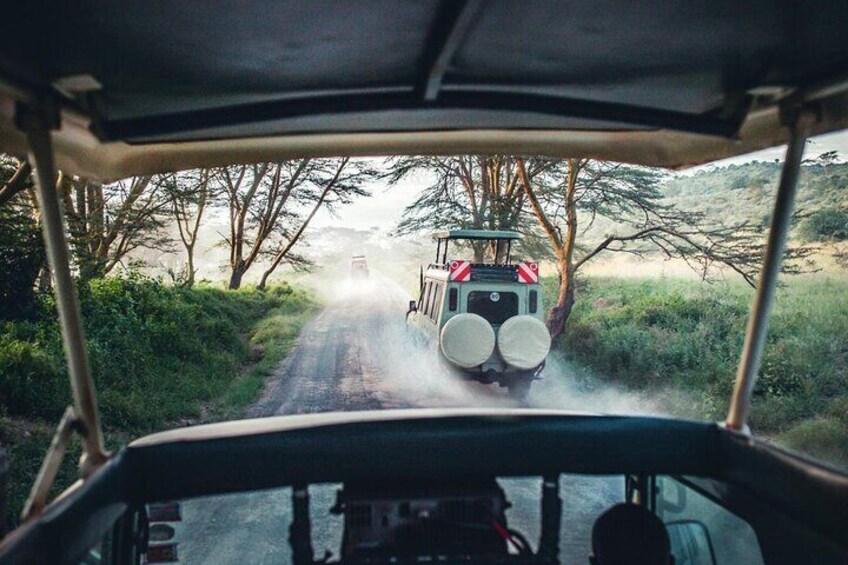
[300,227,687,417]
[529,353,691,417]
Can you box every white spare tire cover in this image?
[498,315,551,370]
[440,313,496,369]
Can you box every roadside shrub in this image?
[0,205,45,321]
[0,333,67,420]
[548,275,848,449]
[0,275,313,433]
[798,208,848,242]
[556,278,747,398]
[778,417,848,469]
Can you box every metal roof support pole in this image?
[726,107,816,432]
[19,102,108,474]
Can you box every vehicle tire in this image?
[497,315,551,370]
[440,313,495,369]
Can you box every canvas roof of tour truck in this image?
[1,1,848,179]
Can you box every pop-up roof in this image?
[0,1,847,179]
[435,230,523,241]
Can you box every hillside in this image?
[663,159,848,230]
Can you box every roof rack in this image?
[434,229,523,241]
[432,230,522,266]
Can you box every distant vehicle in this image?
[406,230,550,398]
[350,255,369,278]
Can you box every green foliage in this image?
[1,277,316,527]
[0,205,45,321]
[663,160,848,231]
[798,208,848,242]
[545,275,848,468]
[0,275,315,433]
[548,278,747,417]
[779,418,848,470]
[0,335,67,419]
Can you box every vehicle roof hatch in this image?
[435,229,523,241]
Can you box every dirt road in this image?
[177,275,623,564]
[247,277,515,416]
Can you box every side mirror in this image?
[666,520,717,565]
[407,300,418,315]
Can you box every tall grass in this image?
[1,275,315,432]
[545,275,848,469]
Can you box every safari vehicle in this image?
[0,2,847,565]
[350,255,369,279]
[407,230,550,397]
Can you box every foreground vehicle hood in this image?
[1,409,846,563]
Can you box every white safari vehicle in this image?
[350,255,369,279]
[407,230,550,397]
[0,2,846,565]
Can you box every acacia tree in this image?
[517,158,810,337]
[59,175,172,279]
[0,156,44,319]
[162,169,213,286]
[0,157,31,207]
[256,157,374,289]
[387,156,550,262]
[222,158,371,289]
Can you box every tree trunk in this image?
[37,265,52,292]
[547,162,580,339]
[257,271,270,291]
[548,261,576,338]
[472,241,486,263]
[185,245,196,287]
[0,161,32,206]
[228,261,246,290]
[517,157,581,339]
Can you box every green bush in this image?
[1,275,317,528]
[549,278,747,417]
[779,417,848,469]
[546,276,848,461]
[0,205,45,321]
[0,275,315,433]
[798,208,848,242]
[0,334,67,419]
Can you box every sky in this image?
[312,130,848,231]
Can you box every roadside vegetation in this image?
[395,152,847,470]
[543,275,848,469]
[1,148,846,527]
[0,275,317,527]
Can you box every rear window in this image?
[467,291,518,325]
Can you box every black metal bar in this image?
[98,89,744,142]
[538,475,561,564]
[726,108,815,432]
[289,484,314,565]
[417,0,484,101]
[0,446,7,536]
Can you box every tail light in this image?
[145,543,178,563]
